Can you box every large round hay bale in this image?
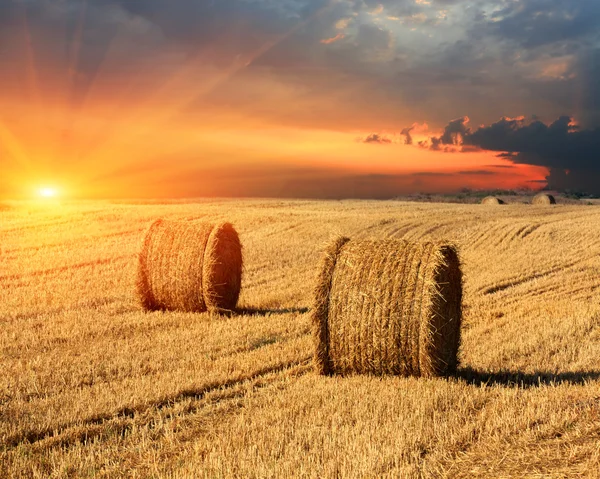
[312,237,462,377]
[137,219,242,313]
[532,193,556,205]
[481,196,505,205]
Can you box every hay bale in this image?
[481,196,505,205]
[532,193,556,205]
[312,238,462,377]
[137,219,242,313]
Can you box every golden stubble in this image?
[1,199,599,478]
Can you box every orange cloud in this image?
[320,33,345,44]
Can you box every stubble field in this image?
[1,198,599,478]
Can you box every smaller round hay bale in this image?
[532,193,556,205]
[481,196,505,205]
[312,238,462,378]
[137,219,242,313]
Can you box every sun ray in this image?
[42,0,89,178]
[78,1,335,174]
[0,118,31,172]
[67,0,88,89]
[21,7,42,107]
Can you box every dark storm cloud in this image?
[496,152,518,160]
[362,133,392,144]
[428,114,600,193]
[433,115,600,171]
[439,117,470,146]
[576,48,600,127]
[400,126,413,145]
[467,116,600,172]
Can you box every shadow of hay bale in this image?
[456,367,600,388]
[231,307,310,317]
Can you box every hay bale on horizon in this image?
[137,219,242,313]
[481,196,506,205]
[532,193,556,205]
[312,237,462,377]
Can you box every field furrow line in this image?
[519,223,542,239]
[0,255,134,284]
[2,358,312,450]
[1,326,311,403]
[476,254,598,296]
[1,227,147,257]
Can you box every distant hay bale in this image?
[532,193,556,205]
[312,237,462,377]
[481,196,505,205]
[137,219,242,313]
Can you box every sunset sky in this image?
[1,0,600,199]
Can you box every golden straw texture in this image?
[312,239,462,377]
[137,219,242,312]
[481,196,505,205]
[532,193,556,205]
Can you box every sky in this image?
[1,0,599,199]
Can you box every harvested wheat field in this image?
[1,199,600,478]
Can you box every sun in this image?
[38,187,59,199]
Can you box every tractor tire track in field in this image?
[1,227,147,258]
[519,223,542,239]
[466,207,600,251]
[0,297,128,323]
[480,222,543,250]
[1,327,311,404]
[0,217,86,234]
[479,255,597,296]
[380,222,419,240]
[468,222,509,250]
[491,223,530,249]
[3,358,312,451]
[518,282,600,304]
[261,222,306,239]
[0,255,134,285]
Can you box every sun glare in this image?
[38,187,58,198]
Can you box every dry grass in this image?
[312,238,461,377]
[481,196,505,205]
[532,193,557,205]
[137,219,242,312]
[1,199,600,478]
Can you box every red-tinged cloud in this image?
[419,115,600,193]
[320,33,345,44]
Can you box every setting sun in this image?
[38,187,58,199]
